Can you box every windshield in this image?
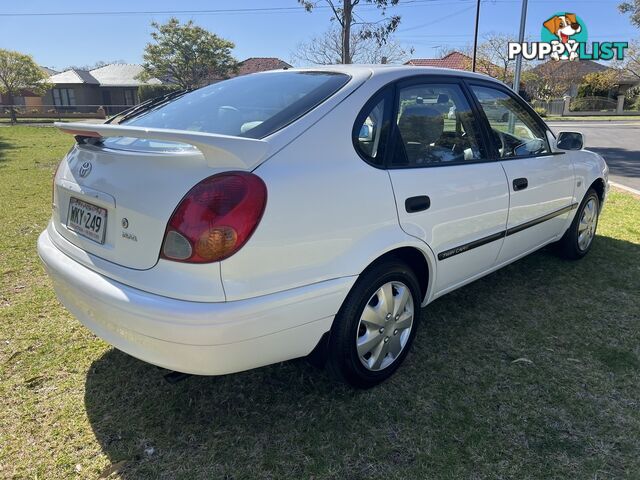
[120,71,349,139]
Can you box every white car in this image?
[38,65,608,388]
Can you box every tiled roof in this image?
[47,69,99,85]
[405,51,501,77]
[237,57,292,76]
[39,66,58,76]
[405,52,473,69]
[47,58,291,87]
[48,64,161,87]
[532,59,608,77]
[89,63,161,87]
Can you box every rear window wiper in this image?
[106,89,192,125]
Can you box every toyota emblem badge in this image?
[78,161,92,178]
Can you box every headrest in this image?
[217,106,243,135]
[398,105,444,145]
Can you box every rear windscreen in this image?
[121,71,350,140]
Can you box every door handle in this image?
[513,177,528,191]
[405,195,431,213]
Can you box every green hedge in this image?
[137,84,180,103]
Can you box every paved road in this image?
[548,121,640,192]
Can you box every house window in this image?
[124,89,137,106]
[52,88,76,107]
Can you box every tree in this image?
[0,49,51,124]
[476,33,521,83]
[139,18,238,89]
[137,84,180,103]
[619,1,640,26]
[520,70,543,99]
[435,35,530,83]
[525,61,585,100]
[298,0,401,64]
[292,27,412,65]
[614,39,640,81]
[577,70,618,98]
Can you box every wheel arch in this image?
[589,177,606,205]
[359,245,433,305]
[307,244,434,369]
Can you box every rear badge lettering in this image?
[122,231,138,242]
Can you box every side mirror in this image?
[557,131,584,150]
[359,123,373,142]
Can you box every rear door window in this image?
[392,83,487,167]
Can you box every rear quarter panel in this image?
[220,83,435,301]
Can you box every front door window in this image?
[470,85,549,158]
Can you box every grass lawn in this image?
[1,126,639,479]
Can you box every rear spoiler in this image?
[55,122,270,170]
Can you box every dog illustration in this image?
[544,13,582,61]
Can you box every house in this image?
[405,51,503,79]
[531,59,640,98]
[208,57,292,83]
[42,58,292,114]
[40,66,58,76]
[531,59,613,97]
[405,52,473,69]
[236,57,292,76]
[42,64,161,114]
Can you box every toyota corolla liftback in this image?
[38,65,608,388]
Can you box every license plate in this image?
[67,197,107,244]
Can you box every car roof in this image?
[278,64,506,86]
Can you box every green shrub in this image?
[624,86,640,111]
[137,84,180,103]
[534,106,547,117]
[570,97,617,112]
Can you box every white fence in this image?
[531,99,565,116]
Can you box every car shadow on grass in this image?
[0,138,12,162]
[83,235,640,479]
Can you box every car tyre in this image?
[557,188,600,260]
[326,259,422,388]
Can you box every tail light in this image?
[161,172,267,263]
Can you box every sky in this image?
[0,0,638,71]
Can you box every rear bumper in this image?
[38,229,355,375]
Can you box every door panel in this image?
[390,163,509,292]
[468,83,575,264]
[498,155,575,262]
[383,80,509,294]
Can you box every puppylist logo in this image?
[508,13,628,62]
